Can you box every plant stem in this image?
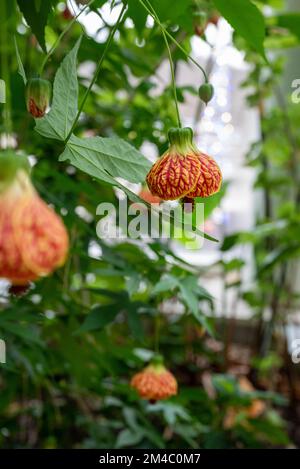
[154,312,160,354]
[144,0,181,127]
[137,0,208,82]
[65,2,127,143]
[162,31,181,127]
[39,0,96,75]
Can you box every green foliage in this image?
[16,0,53,52]
[213,0,266,58]
[35,39,81,140]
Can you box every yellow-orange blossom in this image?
[0,152,69,286]
[131,361,178,401]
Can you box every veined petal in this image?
[12,195,69,277]
[131,364,178,401]
[146,151,201,200]
[186,152,222,198]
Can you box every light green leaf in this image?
[152,275,179,295]
[35,38,82,141]
[60,134,151,183]
[179,281,198,315]
[213,0,266,58]
[115,429,143,448]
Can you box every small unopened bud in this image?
[198,83,214,104]
[25,77,52,118]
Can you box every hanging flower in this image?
[0,152,69,286]
[25,77,52,118]
[146,127,222,203]
[131,356,178,402]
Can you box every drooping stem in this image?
[162,31,181,127]
[144,0,181,127]
[39,0,96,75]
[137,0,208,83]
[65,2,127,143]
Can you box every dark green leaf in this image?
[76,304,120,333]
[213,0,266,58]
[17,0,52,52]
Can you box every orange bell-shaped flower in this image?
[0,152,69,286]
[131,356,178,402]
[146,127,222,202]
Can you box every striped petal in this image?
[186,152,222,198]
[146,151,201,200]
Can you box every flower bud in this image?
[25,77,52,118]
[198,83,214,104]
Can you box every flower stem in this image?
[137,0,208,83]
[64,2,127,143]
[163,31,181,128]
[39,0,96,75]
[143,0,181,126]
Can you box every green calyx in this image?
[0,151,30,193]
[25,77,52,117]
[168,127,197,154]
[148,354,166,373]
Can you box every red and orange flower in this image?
[146,127,222,204]
[131,357,178,402]
[0,151,69,286]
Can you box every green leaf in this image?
[179,279,199,315]
[277,13,300,40]
[115,429,143,448]
[152,275,179,295]
[60,134,151,183]
[213,0,266,58]
[35,38,82,141]
[1,322,43,346]
[127,0,148,34]
[14,36,27,85]
[76,304,120,333]
[17,0,52,52]
[259,244,300,275]
[127,303,144,340]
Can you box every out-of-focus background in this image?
[1,0,300,449]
